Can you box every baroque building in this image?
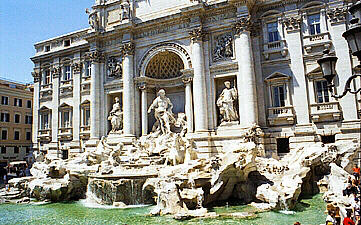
[31,0,361,159]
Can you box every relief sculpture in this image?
[213,33,233,61]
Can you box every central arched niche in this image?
[145,51,184,79]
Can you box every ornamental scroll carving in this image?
[32,71,40,83]
[213,33,233,62]
[87,51,105,63]
[281,16,302,32]
[107,57,122,78]
[189,27,205,41]
[327,7,347,24]
[234,17,260,36]
[120,42,135,56]
[72,62,82,74]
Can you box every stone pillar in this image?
[121,42,135,136]
[138,83,148,136]
[31,71,40,147]
[51,66,60,142]
[189,27,208,132]
[71,61,82,142]
[234,17,258,127]
[183,77,194,133]
[89,51,104,139]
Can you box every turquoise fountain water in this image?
[0,194,326,225]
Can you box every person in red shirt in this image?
[353,164,360,180]
[343,211,355,225]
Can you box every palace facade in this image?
[31,0,361,159]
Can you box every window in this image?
[63,65,72,81]
[82,107,90,126]
[62,150,69,160]
[1,130,7,140]
[14,131,20,140]
[25,115,32,124]
[43,69,51,84]
[45,45,50,52]
[61,110,72,128]
[308,14,321,35]
[1,147,5,154]
[1,96,9,105]
[14,114,20,123]
[315,80,329,103]
[26,131,31,141]
[40,113,50,129]
[277,138,290,154]
[272,85,286,107]
[14,147,19,154]
[14,98,22,107]
[0,112,10,122]
[27,100,32,108]
[26,147,30,154]
[86,61,92,77]
[267,22,279,43]
[64,40,71,47]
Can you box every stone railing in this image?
[263,40,288,60]
[60,79,73,86]
[303,32,331,53]
[38,129,51,140]
[80,126,90,139]
[310,102,342,122]
[267,106,295,126]
[58,127,73,139]
[40,83,52,90]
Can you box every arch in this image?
[139,42,192,78]
[260,10,282,19]
[145,51,184,79]
[300,1,325,10]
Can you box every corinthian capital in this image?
[120,42,135,56]
[87,50,105,63]
[189,26,205,42]
[234,16,260,36]
[281,15,302,32]
[32,71,40,83]
[51,67,60,78]
[327,7,347,24]
[72,62,82,73]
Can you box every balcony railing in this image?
[80,125,90,139]
[58,127,73,139]
[310,102,342,122]
[267,106,295,125]
[303,32,331,53]
[38,129,51,140]
[263,40,288,60]
[60,79,73,86]
[40,83,52,90]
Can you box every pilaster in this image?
[72,59,82,142]
[51,63,60,143]
[182,76,194,133]
[138,82,148,136]
[31,71,40,147]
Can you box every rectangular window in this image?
[26,131,31,141]
[315,80,329,103]
[64,40,71,47]
[272,85,286,107]
[1,96,9,105]
[1,130,7,140]
[62,111,72,128]
[1,112,10,122]
[45,45,51,52]
[87,61,92,77]
[63,65,72,81]
[308,14,321,35]
[25,115,32,124]
[83,108,90,126]
[267,22,279,43]
[1,147,6,154]
[14,131,20,140]
[14,98,22,107]
[14,147,19,154]
[40,113,50,129]
[14,114,20,123]
[44,69,51,84]
[27,100,32,108]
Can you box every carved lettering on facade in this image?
[203,11,236,24]
[134,22,191,39]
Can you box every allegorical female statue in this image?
[148,89,176,135]
[108,97,123,133]
[216,81,239,123]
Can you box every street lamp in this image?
[317,0,361,99]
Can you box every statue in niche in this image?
[86,8,100,31]
[108,57,122,78]
[213,34,233,61]
[217,81,238,123]
[108,97,123,133]
[120,0,131,21]
[148,89,176,135]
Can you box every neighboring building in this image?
[0,78,33,168]
[31,0,360,159]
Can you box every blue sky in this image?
[0,0,92,83]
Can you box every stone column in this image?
[234,17,258,127]
[121,42,135,136]
[138,83,148,136]
[71,61,82,142]
[189,27,208,132]
[31,71,40,147]
[51,66,60,142]
[183,77,194,133]
[89,51,104,139]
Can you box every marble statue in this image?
[148,89,176,135]
[120,0,131,21]
[108,97,123,133]
[86,8,100,31]
[216,81,238,123]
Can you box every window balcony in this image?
[310,102,342,122]
[60,79,73,87]
[40,83,52,90]
[303,32,332,53]
[38,129,51,141]
[58,127,73,140]
[263,40,288,60]
[80,126,90,139]
[267,106,295,126]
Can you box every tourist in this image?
[344,183,356,197]
[352,195,360,221]
[353,164,360,181]
[294,222,301,225]
[343,211,355,225]
[326,210,337,225]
